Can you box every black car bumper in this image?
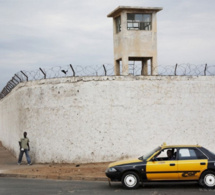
[105,171,121,181]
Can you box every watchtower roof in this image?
[107,6,163,18]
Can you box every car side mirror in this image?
[151,157,156,161]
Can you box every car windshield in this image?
[138,146,161,160]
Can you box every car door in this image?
[177,148,208,180]
[146,148,179,180]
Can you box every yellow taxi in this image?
[105,143,215,189]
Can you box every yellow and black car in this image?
[105,144,215,189]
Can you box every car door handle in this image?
[170,163,175,166]
[200,162,206,165]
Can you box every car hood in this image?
[108,158,142,167]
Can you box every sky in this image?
[0,0,215,90]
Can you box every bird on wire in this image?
[61,70,68,75]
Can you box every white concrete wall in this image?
[0,76,215,163]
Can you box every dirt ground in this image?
[5,162,110,180]
[0,142,110,181]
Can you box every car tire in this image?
[199,170,215,189]
[122,171,140,189]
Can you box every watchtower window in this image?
[127,13,152,30]
[115,16,121,33]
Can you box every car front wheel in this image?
[199,170,215,189]
[122,171,140,189]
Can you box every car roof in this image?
[161,145,201,149]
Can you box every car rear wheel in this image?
[122,171,140,189]
[199,170,215,189]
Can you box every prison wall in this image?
[0,76,215,163]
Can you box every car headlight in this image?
[107,167,117,172]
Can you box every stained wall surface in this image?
[0,76,215,163]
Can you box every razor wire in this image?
[1,63,215,100]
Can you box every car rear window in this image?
[179,148,198,160]
[179,148,208,160]
[201,147,215,157]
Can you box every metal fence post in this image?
[6,86,10,92]
[3,87,8,94]
[103,65,107,76]
[174,64,178,76]
[6,84,11,91]
[11,78,17,85]
[2,88,5,95]
[12,77,19,84]
[21,71,28,81]
[39,68,46,79]
[70,64,75,76]
[9,82,15,89]
[204,64,207,76]
[7,82,14,89]
[15,74,22,82]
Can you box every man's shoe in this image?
[28,163,32,165]
[17,163,21,165]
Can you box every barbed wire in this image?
[1,63,215,100]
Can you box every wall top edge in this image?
[1,75,215,102]
[14,75,215,85]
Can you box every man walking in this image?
[18,132,32,165]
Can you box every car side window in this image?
[195,149,208,159]
[155,148,177,161]
[179,148,198,160]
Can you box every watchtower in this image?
[107,6,162,76]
